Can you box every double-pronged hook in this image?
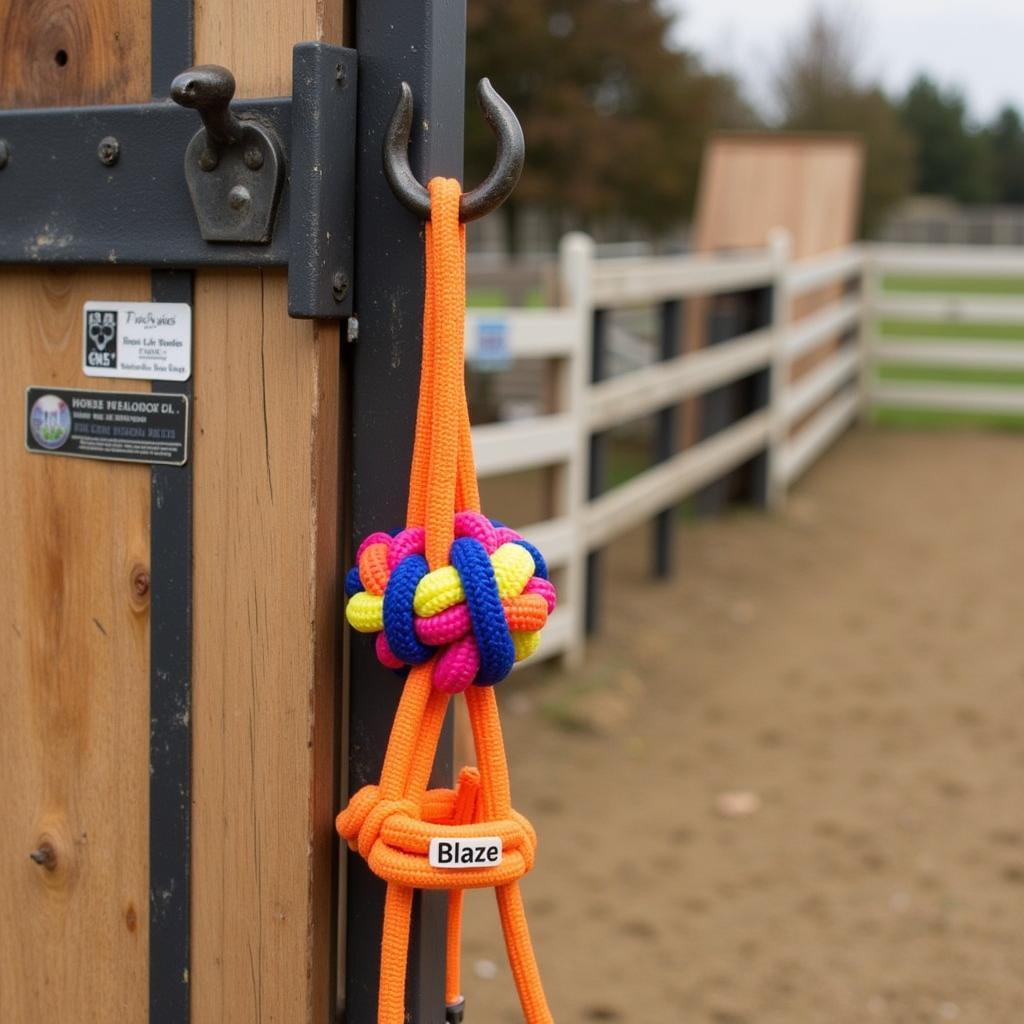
[384,78,525,223]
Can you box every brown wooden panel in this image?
[684,134,865,444]
[693,133,863,259]
[190,1,342,1021]
[0,1,154,1020]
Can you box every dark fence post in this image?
[652,299,682,577]
[585,307,609,634]
[744,284,775,507]
[344,2,466,1020]
[695,296,742,515]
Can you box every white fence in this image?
[467,238,1024,667]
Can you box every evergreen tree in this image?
[900,76,992,202]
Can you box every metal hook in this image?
[384,78,525,222]
[171,65,245,159]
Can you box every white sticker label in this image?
[83,301,191,382]
[428,837,503,869]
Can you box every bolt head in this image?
[332,271,349,301]
[0,139,9,169]
[228,185,252,212]
[244,145,264,171]
[98,136,120,167]
[198,147,219,172]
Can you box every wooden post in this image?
[0,2,343,1023]
[557,232,594,667]
[766,228,793,508]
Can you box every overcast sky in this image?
[668,0,1024,123]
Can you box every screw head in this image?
[0,139,9,170]
[244,145,264,171]
[97,136,120,166]
[228,185,251,212]
[335,63,346,86]
[332,271,350,302]
[199,147,219,172]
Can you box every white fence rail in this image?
[466,237,1024,668]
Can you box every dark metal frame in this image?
[0,44,357,319]
[148,5,194,1023]
[343,1,467,1020]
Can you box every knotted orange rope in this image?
[337,178,553,1024]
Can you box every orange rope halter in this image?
[337,178,553,1024]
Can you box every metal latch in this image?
[171,65,285,245]
[0,42,356,319]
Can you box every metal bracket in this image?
[171,65,285,244]
[0,42,356,319]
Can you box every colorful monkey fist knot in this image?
[345,511,557,693]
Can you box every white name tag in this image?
[83,301,192,382]
[428,837,502,868]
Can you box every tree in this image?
[900,76,992,202]
[988,106,1024,204]
[465,0,755,251]
[774,6,913,233]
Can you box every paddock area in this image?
[463,426,1024,1023]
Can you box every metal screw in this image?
[29,843,57,871]
[199,147,219,172]
[228,185,251,212]
[332,271,350,302]
[97,135,120,167]
[0,139,9,170]
[244,145,264,171]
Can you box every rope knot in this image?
[345,511,557,691]
[336,772,538,891]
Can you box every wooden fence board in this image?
[0,1,154,1018]
[190,1,342,1021]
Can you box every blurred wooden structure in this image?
[693,133,864,259]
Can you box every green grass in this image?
[884,274,1024,295]
[467,287,547,309]
[876,273,1024,430]
[878,364,1024,386]
[880,319,1024,341]
[872,408,1024,430]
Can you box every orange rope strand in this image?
[337,177,552,1024]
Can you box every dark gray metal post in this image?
[149,5,194,1023]
[585,307,609,635]
[344,2,466,1021]
[652,300,681,577]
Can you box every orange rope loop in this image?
[337,178,554,1024]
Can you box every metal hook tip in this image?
[383,77,524,222]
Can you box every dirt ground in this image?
[459,427,1024,1024]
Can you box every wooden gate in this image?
[0,0,463,1020]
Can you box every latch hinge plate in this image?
[0,42,357,320]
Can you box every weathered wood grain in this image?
[190,1,342,1020]
[0,1,154,1019]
